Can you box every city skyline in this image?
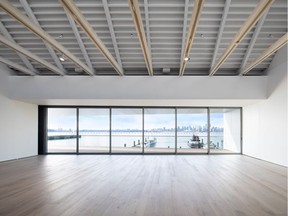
[48,108,224,131]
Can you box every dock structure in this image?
[48,135,81,140]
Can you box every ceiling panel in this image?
[0,0,286,76]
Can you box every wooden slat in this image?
[128,0,153,76]
[0,155,286,215]
[0,56,35,75]
[0,0,94,75]
[59,0,124,76]
[240,33,288,75]
[209,0,275,76]
[0,34,64,75]
[179,0,205,76]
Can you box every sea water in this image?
[47,132,224,151]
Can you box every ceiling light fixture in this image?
[240,32,287,75]
[59,56,65,62]
[179,0,205,76]
[184,57,190,61]
[59,0,123,76]
[0,0,93,75]
[209,0,275,76]
[128,0,153,76]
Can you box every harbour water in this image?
[48,132,224,151]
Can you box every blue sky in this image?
[48,108,224,130]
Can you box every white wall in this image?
[224,109,241,152]
[0,64,38,162]
[243,45,287,167]
[7,76,267,102]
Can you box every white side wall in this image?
[224,109,241,152]
[0,64,38,162]
[243,45,287,167]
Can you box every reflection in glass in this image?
[177,109,208,153]
[144,109,175,153]
[45,107,241,154]
[47,108,77,153]
[210,109,241,153]
[79,109,110,153]
[111,109,142,153]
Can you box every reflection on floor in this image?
[48,146,235,154]
[0,155,286,216]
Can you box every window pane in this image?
[144,109,175,153]
[177,108,208,153]
[111,109,142,153]
[210,108,241,153]
[79,109,110,153]
[47,108,77,153]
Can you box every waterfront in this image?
[47,131,224,152]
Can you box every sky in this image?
[48,108,224,130]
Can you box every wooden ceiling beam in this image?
[19,0,67,74]
[128,0,153,76]
[59,0,124,76]
[0,0,94,75]
[0,55,35,76]
[0,34,65,75]
[209,0,275,76]
[240,33,287,75]
[179,0,205,76]
[0,21,37,74]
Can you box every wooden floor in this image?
[0,155,286,216]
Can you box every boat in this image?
[187,134,203,148]
[209,142,217,149]
[144,137,157,148]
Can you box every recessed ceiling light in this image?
[184,57,190,61]
[58,34,63,39]
[130,33,134,38]
[59,56,65,62]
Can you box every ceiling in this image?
[0,0,286,76]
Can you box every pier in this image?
[48,135,81,140]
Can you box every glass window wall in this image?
[45,107,242,154]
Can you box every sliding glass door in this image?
[111,108,142,153]
[79,109,110,153]
[47,108,77,153]
[177,108,208,153]
[209,108,241,153]
[144,108,175,153]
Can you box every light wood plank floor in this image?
[0,155,286,216]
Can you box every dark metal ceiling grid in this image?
[0,0,286,76]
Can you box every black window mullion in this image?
[76,108,79,154]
